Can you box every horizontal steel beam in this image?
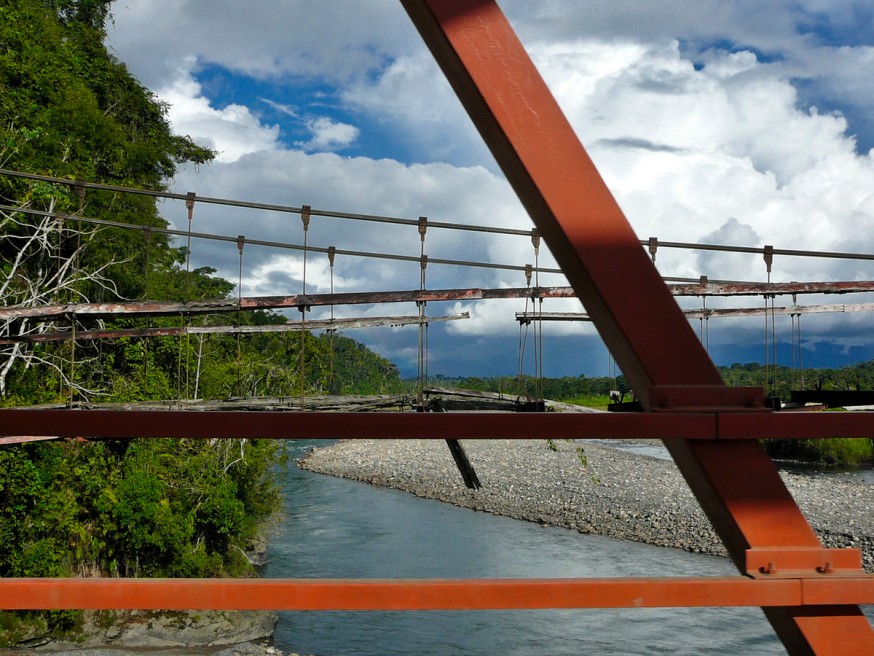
[5,576,869,611]
[2,409,873,441]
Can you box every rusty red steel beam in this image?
[0,409,714,440]
[722,412,874,440]
[2,576,861,611]
[401,1,873,653]
[3,408,874,441]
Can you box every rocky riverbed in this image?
[4,614,290,656]
[299,438,874,572]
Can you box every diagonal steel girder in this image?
[400,1,873,653]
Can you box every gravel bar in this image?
[299,438,874,572]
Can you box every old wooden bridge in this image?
[1,1,873,654]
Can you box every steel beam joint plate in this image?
[745,547,864,579]
[649,385,766,413]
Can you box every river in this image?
[263,440,798,655]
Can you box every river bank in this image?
[299,438,874,572]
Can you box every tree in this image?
[0,7,403,639]
[0,0,214,402]
[0,196,127,398]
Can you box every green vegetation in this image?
[765,436,873,466]
[430,367,874,465]
[426,373,627,408]
[0,1,402,644]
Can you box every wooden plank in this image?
[4,280,873,322]
[0,313,469,344]
[0,435,61,445]
[517,302,874,322]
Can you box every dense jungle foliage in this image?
[435,360,874,409]
[436,363,874,464]
[0,1,402,640]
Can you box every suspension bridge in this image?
[1,1,873,654]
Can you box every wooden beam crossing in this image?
[0,312,469,344]
[3,281,873,322]
[516,303,874,323]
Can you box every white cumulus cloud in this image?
[157,66,280,163]
[296,117,360,152]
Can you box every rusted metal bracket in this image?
[746,547,865,579]
[648,385,766,413]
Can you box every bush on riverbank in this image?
[764,437,873,465]
[0,437,284,644]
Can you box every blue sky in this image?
[106,1,874,379]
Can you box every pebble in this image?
[299,438,874,572]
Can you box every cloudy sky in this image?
[105,1,874,379]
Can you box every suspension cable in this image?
[0,168,534,238]
[763,245,774,394]
[417,217,428,405]
[797,312,805,389]
[517,264,533,400]
[0,203,564,277]
[236,235,245,398]
[532,229,543,400]
[299,206,310,410]
[68,312,76,406]
[790,311,797,389]
[143,227,152,392]
[5,168,874,264]
[184,192,196,302]
[328,246,336,395]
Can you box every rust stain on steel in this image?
[402,0,872,652]
[0,577,806,611]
